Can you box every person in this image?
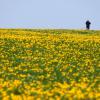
[86,20,91,30]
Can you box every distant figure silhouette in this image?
[86,20,91,30]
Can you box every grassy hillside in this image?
[0,29,100,99]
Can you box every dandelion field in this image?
[0,29,100,100]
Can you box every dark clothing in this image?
[86,21,91,30]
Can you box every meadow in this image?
[0,29,100,100]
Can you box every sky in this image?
[0,0,100,30]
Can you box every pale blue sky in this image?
[0,0,100,29]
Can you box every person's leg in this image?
[86,25,88,30]
[88,25,90,30]
[86,25,89,30]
